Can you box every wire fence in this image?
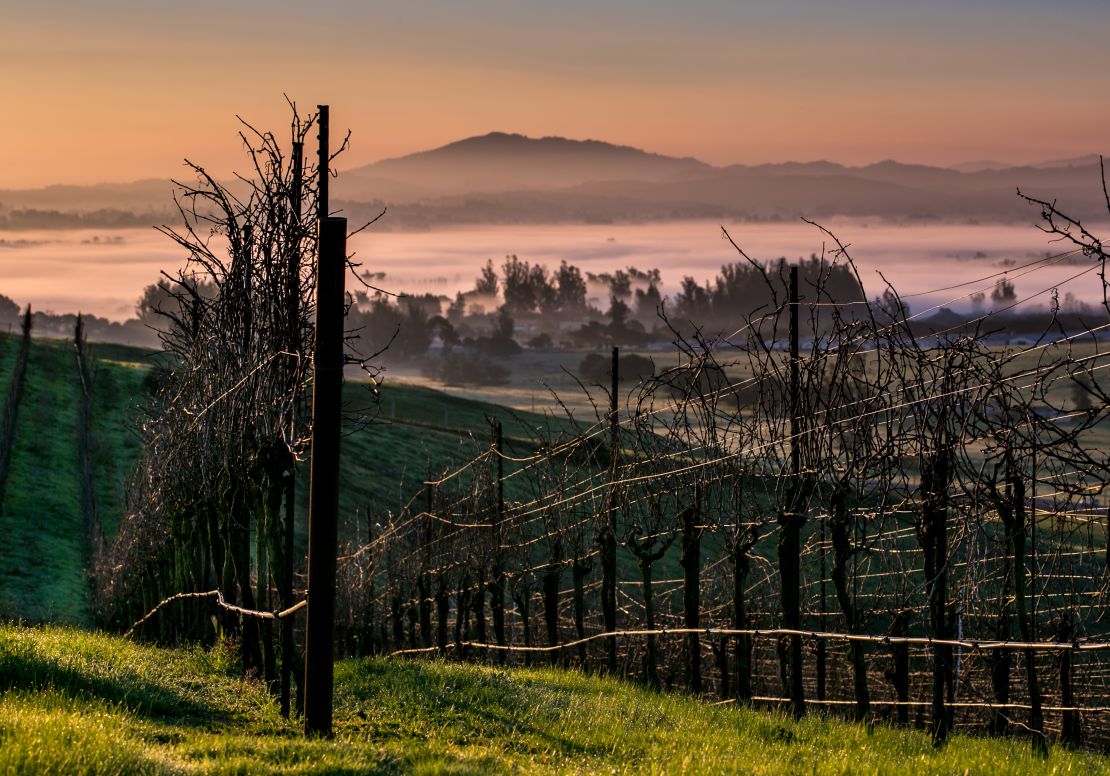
[314,246,1110,749]
[109,193,1110,748]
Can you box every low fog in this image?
[1,220,1104,324]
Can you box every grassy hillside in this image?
[0,337,583,625]
[86,342,150,539]
[337,379,590,515]
[0,337,89,623]
[2,623,1106,775]
[0,338,153,625]
[0,334,734,628]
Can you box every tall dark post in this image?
[317,106,329,219]
[780,264,806,718]
[303,214,346,737]
[600,346,620,673]
[1057,612,1081,746]
[831,487,869,720]
[922,451,954,744]
[681,483,702,693]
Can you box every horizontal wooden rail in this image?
[125,589,306,638]
[385,626,1106,657]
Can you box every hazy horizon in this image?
[3,220,1105,326]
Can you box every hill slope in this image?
[340,132,711,200]
[0,338,149,624]
[0,337,582,625]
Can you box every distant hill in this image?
[951,154,1104,174]
[334,133,1108,224]
[338,132,712,200]
[1,133,1105,228]
[0,179,175,213]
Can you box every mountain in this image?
[337,132,712,200]
[334,134,1107,225]
[1,133,1105,229]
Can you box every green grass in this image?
[0,340,154,626]
[0,339,89,624]
[86,344,148,539]
[1,623,1108,775]
[315,378,594,541]
[0,338,596,624]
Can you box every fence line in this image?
[383,626,1104,657]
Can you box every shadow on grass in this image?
[338,658,613,764]
[0,638,233,724]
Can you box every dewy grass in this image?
[1,623,1109,775]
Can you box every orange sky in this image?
[2,1,1107,188]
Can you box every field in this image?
[2,623,1108,775]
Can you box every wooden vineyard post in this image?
[680,482,702,693]
[302,105,344,735]
[830,487,869,720]
[317,105,329,218]
[303,214,346,735]
[779,264,806,719]
[490,418,507,663]
[1057,611,1081,746]
[921,449,953,744]
[601,346,620,673]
